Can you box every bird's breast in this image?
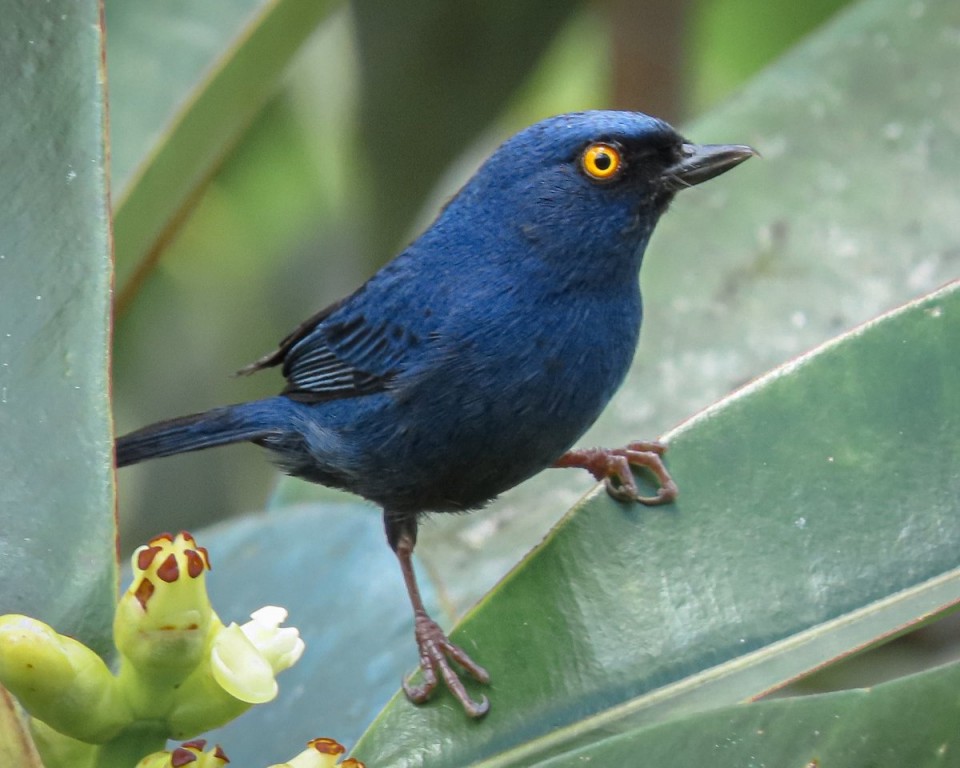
[394,287,641,502]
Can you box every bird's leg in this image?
[385,513,491,718]
[553,440,678,505]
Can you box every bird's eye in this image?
[580,142,623,182]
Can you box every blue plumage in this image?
[117,111,753,716]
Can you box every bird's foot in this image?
[402,610,491,718]
[554,441,678,505]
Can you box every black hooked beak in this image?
[662,143,757,190]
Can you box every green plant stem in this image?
[94,726,168,768]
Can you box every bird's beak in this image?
[662,143,757,190]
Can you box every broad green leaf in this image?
[0,0,115,655]
[351,280,959,767]
[540,657,960,767]
[106,0,339,311]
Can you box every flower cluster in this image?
[0,532,305,768]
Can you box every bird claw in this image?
[402,611,490,718]
[555,440,678,505]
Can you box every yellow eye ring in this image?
[581,142,623,181]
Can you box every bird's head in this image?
[441,111,755,283]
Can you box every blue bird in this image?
[117,111,754,717]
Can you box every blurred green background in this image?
[111,0,853,547]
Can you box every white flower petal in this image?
[240,606,305,673]
[210,623,277,704]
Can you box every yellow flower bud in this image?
[135,739,230,768]
[267,737,365,768]
[115,532,214,678]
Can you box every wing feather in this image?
[237,286,419,403]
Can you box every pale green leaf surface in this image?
[0,0,115,654]
[539,657,960,767]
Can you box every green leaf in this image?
[0,0,115,655]
[540,657,960,767]
[351,280,959,766]
[106,0,340,311]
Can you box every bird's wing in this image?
[237,289,414,402]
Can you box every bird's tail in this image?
[116,400,282,467]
